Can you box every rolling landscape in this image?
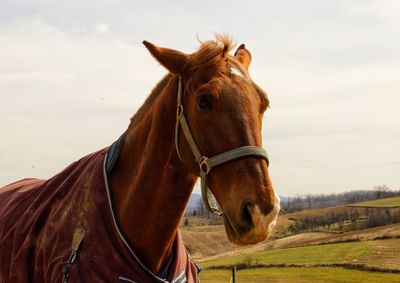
[182,193,400,282]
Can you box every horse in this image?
[0,35,280,283]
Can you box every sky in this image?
[0,0,399,196]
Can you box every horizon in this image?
[1,1,399,196]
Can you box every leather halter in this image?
[175,77,269,216]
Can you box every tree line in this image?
[287,207,400,234]
[281,185,400,213]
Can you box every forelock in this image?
[188,34,235,71]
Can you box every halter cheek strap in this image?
[175,77,269,216]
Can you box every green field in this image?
[200,267,400,283]
[349,196,400,207]
[199,240,400,282]
[200,241,371,267]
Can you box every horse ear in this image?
[234,44,252,70]
[143,40,190,75]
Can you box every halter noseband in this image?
[175,77,269,216]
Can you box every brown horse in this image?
[0,36,279,283]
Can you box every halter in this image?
[175,77,269,216]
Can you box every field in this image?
[198,239,400,282]
[348,196,400,207]
[200,267,400,283]
[199,239,400,269]
[199,241,371,267]
[182,218,400,261]
[183,197,400,282]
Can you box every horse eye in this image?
[196,95,212,109]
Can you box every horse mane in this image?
[130,74,172,124]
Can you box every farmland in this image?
[183,196,400,282]
[182,209,400,260]
[199,267,400,283]
[199,241,371,267]
[198,239,400,282]
[198,238,400,269]
[348,196,400,208]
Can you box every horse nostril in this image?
[242,203,254,228]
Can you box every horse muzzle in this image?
[223,193,280,245]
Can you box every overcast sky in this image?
[1,1,399,196]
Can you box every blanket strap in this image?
[61,227,85,283]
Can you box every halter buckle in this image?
[199,156,211,174]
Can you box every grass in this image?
[199,267,400,283]
[349,196,400,207]
[200,241,371,267]
[198,239,400,282]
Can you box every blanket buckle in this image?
[61,227,85,283]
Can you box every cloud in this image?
[94,23,110,34]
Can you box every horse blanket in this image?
[0,138,199,283]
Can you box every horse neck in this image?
[108,75,197,274]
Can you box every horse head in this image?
[143,36,280,245]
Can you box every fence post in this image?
[232,266,236,283]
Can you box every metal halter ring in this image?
[199,156,211,174]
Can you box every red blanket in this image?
[0,147,199,283]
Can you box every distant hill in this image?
[281,187,400,212]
